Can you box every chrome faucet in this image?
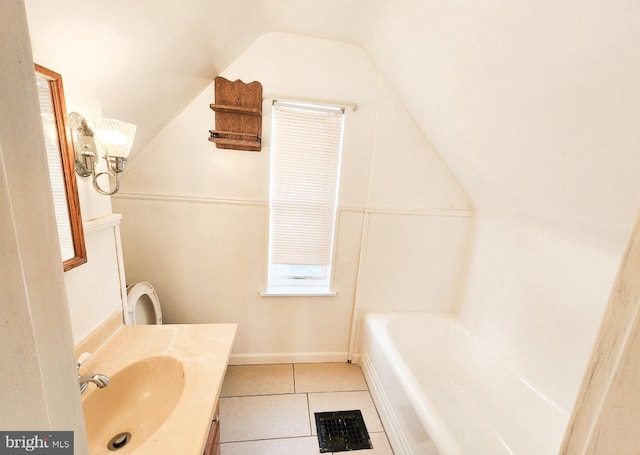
[78,373,110,394]
[76,353,110,394]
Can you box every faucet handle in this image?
[76,352,91,369]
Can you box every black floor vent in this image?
[315,410,373,453]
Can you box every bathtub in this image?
[360,312,568,455]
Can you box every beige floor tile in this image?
[221,364,294,397]
[220,436,322,455]
[307,391,384,435]
[220,394,311,442]
[294,363,368,393]
[361,432,395,454]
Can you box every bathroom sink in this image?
[82,356,185,454]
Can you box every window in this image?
[265,100,345,295]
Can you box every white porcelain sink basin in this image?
[82,356,185,454]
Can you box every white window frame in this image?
[262,100,345,296]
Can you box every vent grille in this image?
[315,410,372,453]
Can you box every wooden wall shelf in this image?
[209,77,263,152]
[208,130,261,151]
[209,104,261,116]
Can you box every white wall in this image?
[45,104,123,345]
[356,80,471,314]
[359,0,640,429]
[559,212,640,454]
[459,212,631,414]
[114,33,471,362]
[0,2,87,450]
[63,216,126,341]
[26,7,127,343]
[363,0,640,226]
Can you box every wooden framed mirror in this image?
[35,63,87,271]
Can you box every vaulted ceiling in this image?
[25,0,640,226]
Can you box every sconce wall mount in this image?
[68,112,136,196]
[69,112,97,178]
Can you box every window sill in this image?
[260,288,337,297]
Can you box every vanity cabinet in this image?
[76,323,236,455]
[203,403,220,455]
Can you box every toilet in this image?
[125,282,163,325]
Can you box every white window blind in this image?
[267,100,345,292]
[36,75,75,261]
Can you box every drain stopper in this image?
[107,432,131,451]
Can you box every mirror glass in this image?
[35,64,87,271]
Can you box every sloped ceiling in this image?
[25,0,640,225]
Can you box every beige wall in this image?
[113,33,471,362]
[0,1,87,451]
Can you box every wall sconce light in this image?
[68,112,136,195]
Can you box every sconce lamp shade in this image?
[93,118,136,158]
[69,112,137,196]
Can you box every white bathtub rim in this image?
[364,310,570,414]
[363,312,466,455]
[361,311,567,455]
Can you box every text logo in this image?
[0,432,73,454]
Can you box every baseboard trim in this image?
[229,351,349,365]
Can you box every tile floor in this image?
[219,363,394,455]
